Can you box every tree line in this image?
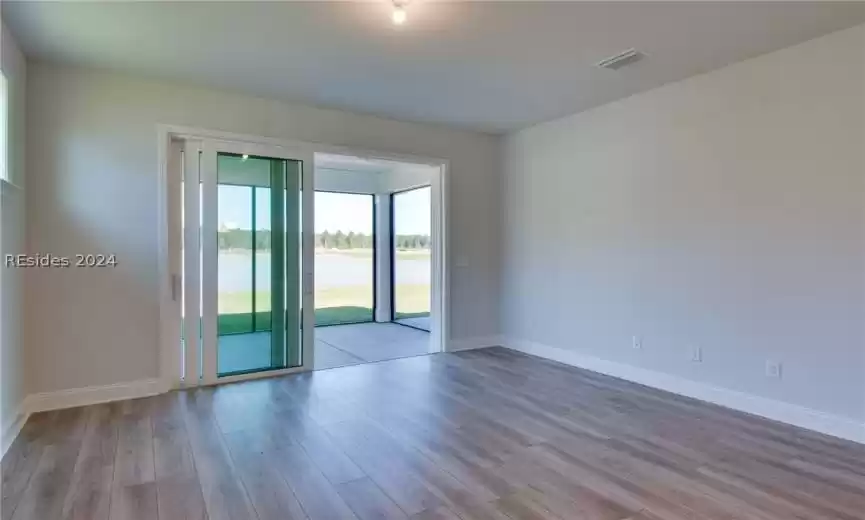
[217,230,430,251]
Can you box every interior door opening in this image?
[311,153,442,371]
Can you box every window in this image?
[391,186,431,331]
[314,191,375,326]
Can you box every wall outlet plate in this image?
[765,360,782,379]
[632,336,642,350]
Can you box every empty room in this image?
[1,2,864,520]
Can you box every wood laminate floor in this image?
[3,347,864,520]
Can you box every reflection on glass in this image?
[314,192,375,326]
[217,184,254,334]
[392,186,431,331]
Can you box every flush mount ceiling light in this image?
[391,0,408,25]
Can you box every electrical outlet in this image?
[691,346,702,363]
[765,360,782,379]
[632,336,642,350]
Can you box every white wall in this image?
[502,25,865,424]
[1,20,26,451]
[26,63,500,395]
[313,163,436,194]
[383,162,436,193]
[315,167,383,194]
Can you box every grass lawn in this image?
[394,311,430,320]
[216,306,376,333]
[217,283,430,333]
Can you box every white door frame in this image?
[162,133,315,387]
[157,124,449,388]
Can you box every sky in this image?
[217,187,431,235]
[392,187,431,235]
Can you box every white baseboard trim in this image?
[24,378,170,414]
[1,404,29,459]
[502,337,865,445]
[448,335,503,352]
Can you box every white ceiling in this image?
[4,1,864,134]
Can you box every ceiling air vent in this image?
[596,49,644,70]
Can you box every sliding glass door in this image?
[178,139,313,385]
[391,186,431,331]
[215,153,302,376]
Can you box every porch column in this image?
[374,193,392,322]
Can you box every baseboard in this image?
[1,404,29,459]
[501,337,865,445]
[24,378,170,414]
[449,335,503,352]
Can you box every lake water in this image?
[218,250,430,291]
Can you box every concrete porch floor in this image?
[394,315,431,331]
[217,322,431,373]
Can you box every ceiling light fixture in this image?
[391,1,408,25]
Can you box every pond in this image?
[217,249,431,291]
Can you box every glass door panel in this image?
[215,152,302,376]
[391,186,431,331]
